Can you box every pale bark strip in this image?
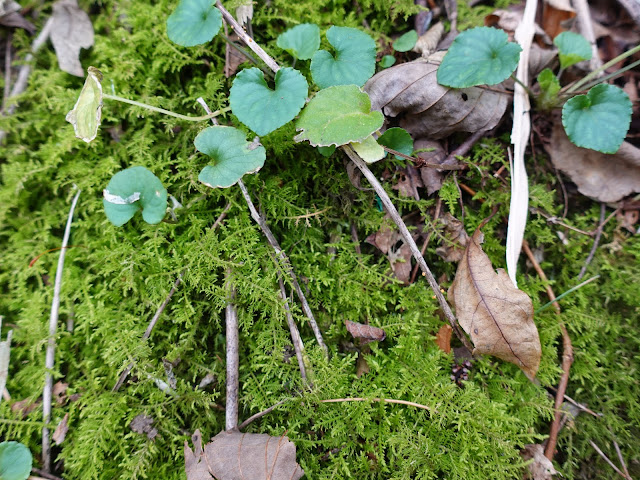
[506,0,537,287]
[277,275,308,383]
[225,274,239,431]
[345,147,473,353]
[43,189,81,472]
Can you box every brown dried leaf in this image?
[388,241,413,284]
[11,398,39,417]
[448,227,541,378]
[542,0,576,38]
[521,444,558,479]
[53,413,69,445]
[204,431,304,480]
[435,213,469,263]
[0,1,35,33]
[413,21,444,56]
[414,138,451,195]
[53,381,68,405]
[364,55,509,140]
[356,353,370,377]
[184,430,211,480]
[549,122,640,202]
[130,413,158,440]
[365,219,395,254]
[346,320,386,345]
[50,0,94,77]
[392,165,423,200]
[435,324,452,354]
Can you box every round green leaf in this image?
[351,135,385,163]
[167,0,222,47]
[196,126,266,188]
[317,145,336,157]
[0,441,32,480]
[437,26,522,88]
[562,84,632,154]
[276,23,320,60]
[377,127,413,159]
[393,30,418,53]
[379,55,396,68]
[294,85,384,147]
[310,26,376,89]
[554,31,592,69]
[536,68,561,110]
[103,166,168,226]
[230,67,308,136]
[65,66,103,143]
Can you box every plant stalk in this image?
[103,94,231,121]
[565,44,640,94]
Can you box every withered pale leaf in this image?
[521,444,558,480]
[549,121,640,202]
[130,413,158,440]
[53,413,69,445]
[66,66,103,143]
[414,138,452,195]
[364,55,509,139]
[435,213,469,263]
[204,431,304,480]
[50,0,94,76]
[448,227,541,378]
[346,320,386,345]
[542,0,576,39]
[184,430,211,480]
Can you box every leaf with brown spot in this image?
[346,320,386,345]
[448,227,541,378]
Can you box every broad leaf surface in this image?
[448,227,541,379]
[351,135,385,163]
[310,26,376,88]
[196,126,266,188]
[0,441,32,480]
[103,166,167,226]
[65,66,103,143]
[276,23,320,60]
[378,127,413,159]
[294,85,383,147]
[393,30,418,52]
[230,67,308,136]
[379,55,396,68]
[554,31,592,69]
[562,84,632,153]
[437,27,521,87]
[167,0,222,47]
[317,145,336,157]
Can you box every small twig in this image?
[31,468,64,480]
[382,146,466,170]
[546,388,601,417]
[350,223,362,255]
[589,440,629,479]
[2,32,12,112]
[442,129,488,165]
[43,189,81,472]
[320,397,433,413]
[344,146,474,353]
[225,271,239,431]
[577,203,606,281]
[409,198,442,284]
[238,399,289,430]
[613,440,632,480]
[277,275,308,383]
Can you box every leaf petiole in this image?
[102,94,231,121]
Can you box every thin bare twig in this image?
[43,189,81,472]
[320,397,433,413]
[277,275,308,383]
[409,198,442,284]
[441,129,488,165]
[350,223,362,255]
[589,440,629,479]
[345,147,473,353]
[577,203,606,281]
[112,272,185,392]
[2,32,12,112]
[225,271,239,431]
[238,399,289,430]
[31,468,64,480]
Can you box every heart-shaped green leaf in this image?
[0,441,32,480]
[562,84,632,154]
[230,67,308,136]
[351,135,385,163]
[393,30,418,52]
[437,27,522,88]
[103,166,168,226]
[295,85,383,147]
[196,126,266,188]
[310,26,376,89]
[379,55,396,68]
[377,127,413,159]
[65,66,103,143]
[277,23,320,60]
[554,31,592,69]
[166,0,222,47]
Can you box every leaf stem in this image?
[535,275,600,314]
[219,32,274,79]
[564,58,640,96]
[510,74,535,97]
[102,94,231,121]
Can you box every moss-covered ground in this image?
[1,0,639,478]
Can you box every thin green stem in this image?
[219,32,274,79]
[564,58,640,96]
[535,275,600,314]
[510,74,534,97]
[565,44,640,94]
[102,94,231,121]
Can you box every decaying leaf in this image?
[435,213,469,263]
[53,413,69,445]
[65,66,103,143]
[392,165,423,200]
[548,121,640,202]
[130,413,158,440]
[413,138,456,195]
[521,444,558,479]
[364,54,509,140]
[53,381,68,405]
[0,0,35,32]
[185,430,210,480]
[366,219,418,283]
[50,0,94,76]
[346,320,386,345]
[448,226,541,378]
[435,324,452,354]
[541,0,576,39]
[413,21,444,57]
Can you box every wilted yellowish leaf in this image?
[65,66,103,143]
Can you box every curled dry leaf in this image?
[184,430,210,480]
[521,444,558,479]
[53,413,69,445]
[542,0,576,39]
[392,165,423,200]
[448,227,541,378]
[548,121,640,202]
[435,213,469,263]
[0,0,35,32]
[435,324,453,354]
[413,138,455,196]
[50,0,94,77]
[413,21,444,57]
[346,320,386,345]
[365,218,419,283]
[364,54,509,140]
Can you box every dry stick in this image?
[547,388,601,417]
[577,203,606,281]
[320,397,433,413]
[345,147,473,353]
[112,272,185,392]
[589,440,629,479]
[42,189,81,472]
[225,272,240,431]
[613,440,632,480]
[441,129,488,165]
[238,399,289,430]
[31,467,64,480]
[2,32,12,112]
[277,275,308,383]
[521,240,574,461]
[409,198,442,284]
